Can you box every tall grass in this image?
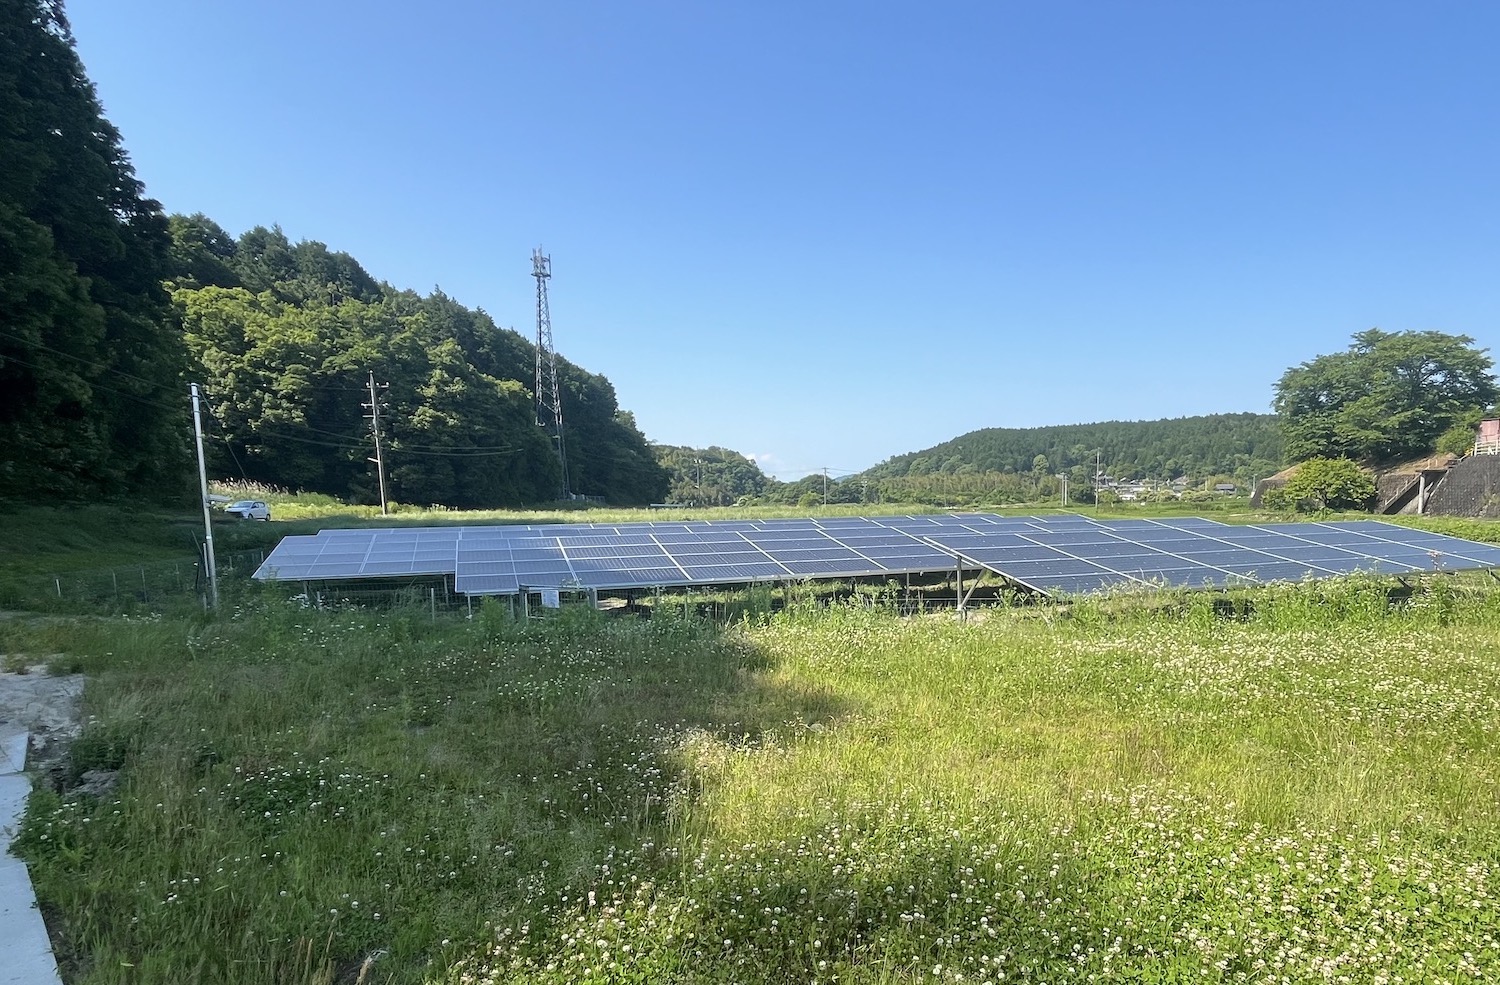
[11,575,1500,982]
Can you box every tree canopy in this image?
[171,222,669,508]
[0,0,188,501]
[1274,329,1497,465]
[861,414,1282,488]
[653,446,770,505]
[1265,457,1376,513]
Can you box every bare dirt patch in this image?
[0,664,85,777]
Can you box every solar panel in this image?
[254,514,1500,599]
[679,561,790,582]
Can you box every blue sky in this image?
[66,1,1500,481]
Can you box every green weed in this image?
[11,575,1500,983]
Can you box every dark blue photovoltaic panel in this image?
[1368,558,1430,573]
[1032,572,1144,594]
[1026,531,1134,547]
[1108,529,1216,545]
[316,553,368,566]
[1386,534,1478,551]
[1212,531,1304,545]
[1150,517,1230,529]
[1368,554,1442,569]
[680,562,790,581]
[568,556,676,572]
[992,558,1115,579]
[679,551,771,565]
[872,556,961,572]
[1440,545,1500,565]
[269,536,321,554]
[460,548,509,562]
[1176,570,1245,588]
[457,560,509,575]
[764,549,865,563]
[743,536,834,549]
[654,534,750,547]
[564,545,668,560]
[1215,561,1325,581]
[777,559,877,576]
[260,564,315,579]
[1098,519,1181,532]
[362,561,413,575]
[1287,533,1387,548]
[855,544,952,559]
[1048,541,1165,559]
[837,534,928,548]
[926,533,1038,550]
[454,573,520,594]
[960,545,1070,563]
[1304,556,1390,574]
[255,513,1500,599]
[509,548,566,562]
[572,568,685,587]
[1262,545,1366,563]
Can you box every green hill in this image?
[863,413,1283,484]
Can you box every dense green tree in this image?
[1274,329,1497,465]
[166,213,240,290]
[0,0,188,501]
[231,225,382,306]
[554,366,669,504]
[175,235,669,507]
[862,414,1281,489]
[387,340,557,508]
[1435,410,1486,457]
[1267,457,1376,513]
[655,445,769,505]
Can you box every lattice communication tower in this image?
[533,248,569,498]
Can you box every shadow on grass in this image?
[14,596,859,984]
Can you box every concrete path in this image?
[2,707,68,984]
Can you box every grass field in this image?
[3,501,1500,982]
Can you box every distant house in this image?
[1477,419,1500,456]
[1213,483,1237,494]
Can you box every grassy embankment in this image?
[2,500,1499,982]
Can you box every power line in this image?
[0,351,186,416]
[0,326,182,395]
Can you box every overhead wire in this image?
[3,322,682,502]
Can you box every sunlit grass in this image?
[10,576,1500,982]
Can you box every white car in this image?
[224,500,271,521]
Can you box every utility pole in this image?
[364,371,389,515]
[823,468,829,506]
[1057,472,1068,507]
[1095,450,1103,514]
[533,248,570,499]
[190,383,219,609]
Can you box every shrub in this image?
[1282,457,1376,512]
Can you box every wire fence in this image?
[10,550,269,610]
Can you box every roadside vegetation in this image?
[3,499,1499,983]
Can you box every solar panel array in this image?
[252,514,1500,598]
